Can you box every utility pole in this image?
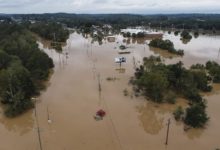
[53,33,56,42]
[97,73,102,100]
[218,48,220,60]
[33,98,43,150]
[98,73,101,92]
[47,105,52,123]
[160,22,162,31]
[165,118,171,145]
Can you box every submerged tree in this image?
[181,30,192,40]
[132,56,216,128]
[184,103,209,128]
[149,39,184,56]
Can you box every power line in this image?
[95,73,123,150]
[33,98,43,150]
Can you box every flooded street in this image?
[0,32,220,150]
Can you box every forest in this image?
[0,23,54,117]
[29,22,69,42]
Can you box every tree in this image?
[139,71,168,102]
[149,39,184,55]
[174,31,180,36]
[184,88,203,104]
[184,103,209,128]
[206,61,220,83]
[0,62,35,117]
[0,23,54,117]
[133,56,212,128]
[191,71,212,92]
[132,33,136,38]
[29,22,69,42]
[4,90,34,117]
[0,50,11,69]
[180,30,192,40]
[164,90,176,104]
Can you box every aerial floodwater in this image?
[0,31,220,150]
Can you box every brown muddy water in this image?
[0,31,220,150]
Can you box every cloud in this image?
[0,0,219,14]
[0,0,40,7]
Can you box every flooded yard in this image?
[0,31,220,150]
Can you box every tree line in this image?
[29,22,69,42]
[149,39,184,56]
[8,13,220,31]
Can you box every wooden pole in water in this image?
[34,98,43,150]
[165,118,171,145]
[47,106,50,121]
[97,73,102,101]
[98,73,101,92]
[133,56,136,69]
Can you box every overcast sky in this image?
[0,0,220,14]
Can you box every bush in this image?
[194,31,199,38]
[123,32,131,37]
[137,32,145,38]
[119,45,126,50]
[132,33,136,38]
[173,106,184,120]
[164,91,176,104]
[184,103,209,128]
[123,89,129,96]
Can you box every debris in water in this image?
[94,109,106,121]
[106,77,119,81]
[48,119,52,124]
[184,125,191,131]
